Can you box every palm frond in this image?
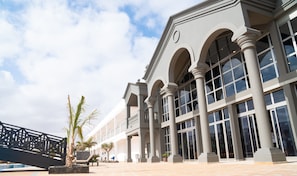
[77,126,83,142]
[80,109,98,128]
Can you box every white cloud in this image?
[0,19,21,65]
[0,0,203,137]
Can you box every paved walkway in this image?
[1,160,297,176]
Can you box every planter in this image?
[48,165,89,174]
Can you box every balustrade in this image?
[0,121,66,161]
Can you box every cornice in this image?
[241,0,276,12]
[274,0,297,18]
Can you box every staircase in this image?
[0,121,67,170]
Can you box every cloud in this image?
[0,0,203,137]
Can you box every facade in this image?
[124,0,297,163]
[87,101,139,162]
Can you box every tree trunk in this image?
[65,142,74,167]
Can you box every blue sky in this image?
[0,0,202,136]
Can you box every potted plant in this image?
[162,153,169,162]
[65,95,97,168]
[101,142,114,162]
[49,95,97,174]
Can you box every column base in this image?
[168,154,183,163]
[198,152,219,163]
[254,147,286,163]
[127,158,133,163]
[138,158,147,163]
[148,156,160,163]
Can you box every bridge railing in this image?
[0,121,67,161]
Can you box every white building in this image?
[91,0,297,164]
[87,100,141,162]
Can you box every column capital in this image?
[145,97,155,108]
[161,83,178,96]
[232,26,261,51]
[189,63,209,79]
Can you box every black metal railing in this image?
[0,121,67,161]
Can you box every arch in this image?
[168,46,194,83]
[148,78,166,98]
[191,22,238,68]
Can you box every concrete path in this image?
[1,160,297,176]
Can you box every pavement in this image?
[1,159,297,176]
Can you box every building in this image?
[90,0,297,164]
[124,0,297,163]
[87,100,133,162]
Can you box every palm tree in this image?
[65,95,97,167]
[76,137,97,151]
[101,142,114,161]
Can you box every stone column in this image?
[127,136,132,162]
[145,97,159,162]
[138,95,144,124]
[228,104,244,160]
[194,116,202,157]
[126,105,130,129]
[190,64,219,162]
[139,130,147,162]
[163,83,183,163]
[233,27,286,162]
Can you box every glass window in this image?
[265,94,272,105]
[276,106,297,156]
[231,57,241,67]
[186,120,192,128]
[233,65,244,79]
[226,84,235,97]
[214,77,222,89]
[256,35,278,82]
[259,50,273,68]
[216,89,223,101]
[218,37,229,59]
[235,79,247,92]
[288,55,297,71]
[206,71,212,81]
[176,124,180,130]
[272,89,285,103]
[162,97,169,122]
[175,73,199,117]
[283,40,294,55]
[292,17,297,33]
[215,111,222,121]
[279,16,297,72]
[261,65,277,82]
[223,108,229,119]
[182,122,186,129]
[213,66,220,77]
[279,23,290,40]
[207,93,215,104]
[237,102,246,113]
[256,35,270,53]
[206,82,213,93]
[222,60,232,72]
[192,89,197,100]
[223,71,233,84]
[205,32,248,103]
[247,100,254,111]
[208,114,214,123]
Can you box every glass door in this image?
[269,106,297,156]
[238,115,260,157]
[209,108,234,159]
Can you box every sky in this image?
[0,0,203,137]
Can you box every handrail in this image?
[0,121,67,161]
